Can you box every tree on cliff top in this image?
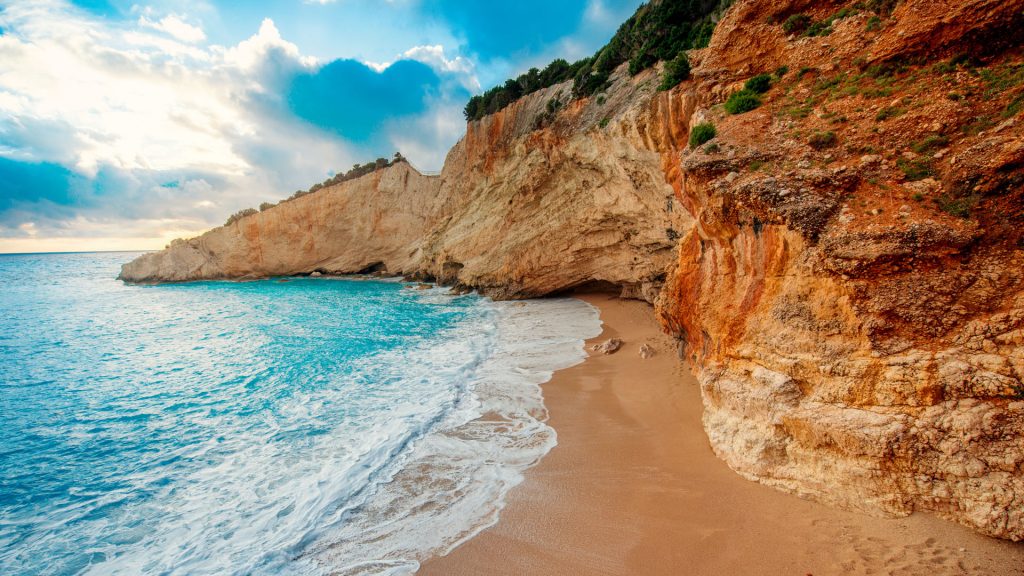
[227,150,416,225]
[224,208,257,226]
[283,152,409,204]
[462,0,732,122]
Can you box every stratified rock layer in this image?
[121,0,1024,540]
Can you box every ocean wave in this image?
[305,293,603,574]
[0,253,602,576]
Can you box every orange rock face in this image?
[657,0,1024,541]
[121,0,1024,540]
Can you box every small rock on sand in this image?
[639,343,655,359]
[591,338,623,355]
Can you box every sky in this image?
[0,0,642,253]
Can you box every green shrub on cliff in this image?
[875,105,904,121]
[897,157,933,181]
[911,134,949,153]
[808,130,837,150]
[689,122,717,148]
[659,52,691,91]
[865,0,899,16]
[744,73,773,94]
[938,193,979,219]
[724,90,762,114]
[782,14,811,35]
[1005,93,1024,118]
[283,153,407,203]
[224,208,257,226]
[782,7,861,39]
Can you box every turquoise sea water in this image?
[0,252,601,575]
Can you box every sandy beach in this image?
[420,294,1024,576]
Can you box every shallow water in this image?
[0,252,601,575]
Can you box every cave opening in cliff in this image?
[356,261,387,275]
[553,279,623,297]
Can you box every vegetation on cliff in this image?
[723,73,775,115]
[223,152,407,226]
[659,52,692,91]
[463,0,730,121]
[779,2,897,38]
[287,152,407,202]
[689,122,717,148]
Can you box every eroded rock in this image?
[592,339,624,355]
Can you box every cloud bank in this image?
[0,0,639,252]
[0,2,474,251]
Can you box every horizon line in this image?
[0,249,150,256]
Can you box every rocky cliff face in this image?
[413,69,695,300]
[120,164,442,281]
[121,67,695,301]
[121,0,1024,541]
[655,0,1024,540]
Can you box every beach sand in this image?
[420,294,1023,575]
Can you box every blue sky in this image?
[0,0,642,252]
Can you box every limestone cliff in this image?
[121,0,1024,541]
[119,163,442,281]
[121,67,694,301]
[653,0,1024,541]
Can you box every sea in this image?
[0,251,602,575]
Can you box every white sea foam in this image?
[8,275,600,576]
[305,292,603,575]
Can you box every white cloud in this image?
[403,45,470,74]
[222,18,316,73]
[0,2,357,249]
[583,0,614,26]
[383,98,464,171]
[138,14,207,44]
[364,44,479,94]
[0,7,252,176]
[0,1,476,252]
[402,44,479,92]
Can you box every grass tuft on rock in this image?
[808,131,837,150]
[745,74,773,94]
[689,122,717,148]
[897,158,933,181]
[725,90,762,114]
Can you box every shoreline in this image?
[419,294,1024,575]
[305,291,603,573]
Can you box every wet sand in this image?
[420,294,1023,575]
